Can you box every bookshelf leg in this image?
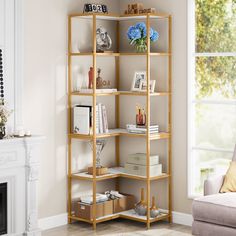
[168,214,173,223]
[146,222,150,230]
[68,216,72,224]
[93,222,97,230]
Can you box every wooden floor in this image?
[43,219,192,236]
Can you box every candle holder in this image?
[88,139,108,176]
[136,105,146,126]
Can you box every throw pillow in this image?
[220,161,236,193]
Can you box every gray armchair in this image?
[192,146,236,236]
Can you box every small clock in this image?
[83,4,108,14]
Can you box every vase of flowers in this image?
[0,99,12,139]
[127,22,159,53]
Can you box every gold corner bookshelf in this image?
[67,12,172,230]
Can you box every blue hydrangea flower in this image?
[127,26,141,40]
[150,30,159,42]
[143,27,154,38]
[135,22,146,31]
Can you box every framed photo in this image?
[131,71,146,91]
[140,80,156,93]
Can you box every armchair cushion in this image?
[233,144,236,161]
[192,192,236,228]
[220,161,236,193]
[204,175,225,196]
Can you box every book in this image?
[98,103,104,133]
[95,105,99,134]
[102,104,109,133]
[73,106,91,135]
[79,88,117,93]
[74,103,109,135]
[126,124,159,134]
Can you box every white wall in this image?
[23,0,191,219]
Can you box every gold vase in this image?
[134,188,147,216]
[150,196,160,218]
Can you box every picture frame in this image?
[131,71,146,91]
[140,80,156,93]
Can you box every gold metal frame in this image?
[67,13,172,230]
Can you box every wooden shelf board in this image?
[69,130,170,140]
[119,52,170,56]
[71,167,169,182]
[69,52,171,57]
[69,215,92,223]
[69,13,120,20]
[70,52,119,56]
[69,13,170,21]
[119,210,169,223]
[71,172,119,181]
[119,13,170,20]
[69,13,170,20]
[69,210,169,225]
[96,213,120,223]
[70,91,170,97]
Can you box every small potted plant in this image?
[0,99,12,139]
[127,22,159,53]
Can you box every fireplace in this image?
[0,183,7,235]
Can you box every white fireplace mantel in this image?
[0,136,44,236]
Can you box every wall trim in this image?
[39,211,193,231]
[172,211,193,227]
[38,213,68,231]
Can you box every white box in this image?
[124,163,162,177]
[127,153,159,166]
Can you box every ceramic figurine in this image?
[88,67,93,89]
[134,188,147,216]
[96,68,102,89]
[150,196,160,218]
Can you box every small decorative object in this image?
[134,188,147,216]
[96,68,111,89]
[0,99,12,139]
[140,80,156,93]
[150,196,160,218]
[127,22,159,53]
[136,104,146,126]
[96,68,103,89]
[124,4,156,15]
[131,71,146,91]
[83,4,108,14]
[88,67,94,89]
[96,27,112,52]
[88,139,108,176]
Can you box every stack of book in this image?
[73,103,109,135]
[126,124,159,134]
[78,88,117,94]
[80,193,109,204]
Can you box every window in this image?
[188,0,236,197]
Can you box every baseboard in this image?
[38,213,68,231]
[39,211,193,231]
[172,211,193,226]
